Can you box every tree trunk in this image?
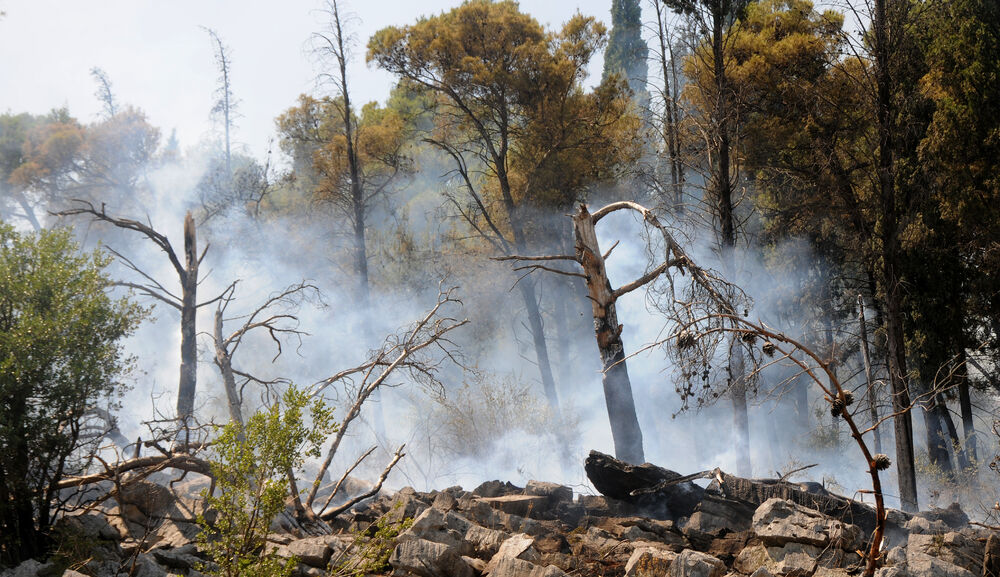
[710,6,751,477]
[922,392,953,475]
[214,309,244,431]
[177,212,199,432]
[955,347,977,464]
[874,0,918,513]
[858,295,882,454]
[574,205,644,464]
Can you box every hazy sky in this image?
[0,0,618,158]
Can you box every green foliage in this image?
[0,225,143,565]
[197,387,337,577]
[602,0,649,98]
[331,507,413,577]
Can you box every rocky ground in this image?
[3,473,999,577]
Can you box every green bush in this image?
[197,387,337,577]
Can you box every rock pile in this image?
[2,477,998,577]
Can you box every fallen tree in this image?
[585,450,902,537]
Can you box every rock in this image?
[489,557,539,577]
[2,560,52,577]
[61,572,88,577]
[150,544,203,571]
[485,533,540,574]
[749,569,775,577]
[473,480,522,498]
[685,494,755,534]
[912,503,969,529]
[129,553,168,577]
[119,480,176,522]
[286,535,335,568]
[568,527,620,556]
[524,481,574,504]
[465,525,510,557]
[56,513,122,541]
[389,538,474,577]
[148,520,200,550]
[906,550,976,577]
[669,549,726,577]
[625,546,676,576]
[752,498,862,551]
[462,555,487,573]
[432,491,457,511]
[908,531,983,575]
[906,515,952,535]
[481,494,550,518]
[735,542,859,576]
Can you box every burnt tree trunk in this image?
[955,348,977,463]
[574,205,644,464]
[176,212,199,430]
[213,309,244,432]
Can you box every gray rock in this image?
[524,481,573,504]
[2,560,51,577]
[669,550,725,577]
[129,554,167,577]
[465,524,510,557]
[481,494,550,518]
[398,507,472,554]
[905,551,975,577]
[57,513,122,542]
[684,494,755,534]
[485,533,540,574]
[625,546,676,576]
[150,544,203,571]
[286,536,335,568]
[489,557,539,577]
[907,532,982,576]
[752,498,862,551]
[389,538,474,577]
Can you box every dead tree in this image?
[210,281,320,429]
[302,285,468,519]
[501,201,747,465]
[55,202,229,435]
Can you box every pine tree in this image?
[603,0,649,100]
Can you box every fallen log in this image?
[584,450,705,518]
[584,450,904,534]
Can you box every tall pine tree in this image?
[603,0,649,101]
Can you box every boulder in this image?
[752,498,862,551]
[907,532,982,576]
[524,481,574,504]
[905,551,976,577]
[150,544,203,571]
[625,546,676,576]
[285,535,335,568]
[481,494,550,518]
[685,494,755,534]
[669,550,726,577]
[399,507,472,554]
[485,533,540,574]
[389,538,474,577]
[465,525,510,557]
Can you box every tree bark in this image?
[874,0,918,512]
[858,295,882,454]
[213,309,244,431]
[574,205,644,464]
[177,212,199,430]
[955,348,976,463]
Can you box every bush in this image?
[0,225,143,566]
[197,387,337,577]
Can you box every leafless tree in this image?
[500,201,748,464]
[203,27,238,185]
[55,202,229,435]
[90,67,118,119]
[302,285,468,519]
[210,281,321,430]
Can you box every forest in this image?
[1,0,999,575]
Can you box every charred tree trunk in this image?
[955,348,977,463]
[873,0,918,512]
[177,212,199,430]
[922,392,954,475]
[574,205,644,464]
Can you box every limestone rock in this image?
[465,525,510,557]
[625,546,676,576]
[389,538,474,577]
[752,498,862,551]
[524,481,573,504]
[485,533,540,574]
[669,549,725,577]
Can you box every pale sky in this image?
[0,0,618,159]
